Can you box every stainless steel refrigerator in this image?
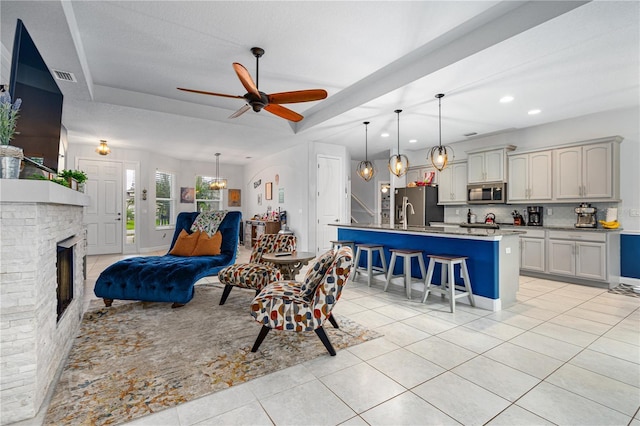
[394,186,444,226]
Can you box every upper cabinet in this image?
[466,145,516,183]
[507,150,552,202]
[438,162,468,205]
[553,138,621,201]
[407,165,439,186]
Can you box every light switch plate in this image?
[547,208,553,215]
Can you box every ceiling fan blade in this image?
[264,104,304,122]
[232,63,260,98]
[177,87,243,100]
[228,104,251,119]
[268,89,328,104]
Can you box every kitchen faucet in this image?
[401,196,415,230]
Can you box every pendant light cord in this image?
[395,109,402,155]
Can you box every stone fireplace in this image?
[0,181,90,424]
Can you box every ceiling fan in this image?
[178,47,327,122]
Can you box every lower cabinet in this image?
[244,220,281,249]
[518,229,614,284]
[547,231,607,281]
[520,229,545,272]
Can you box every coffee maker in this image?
[527,206,543,226]
[574,203,597,228]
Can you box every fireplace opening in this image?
[57,235,82,321]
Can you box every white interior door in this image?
[316,155,343,254]
[79,159,123,255]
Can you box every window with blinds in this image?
[195,175,223,212]
[155,170,175,227]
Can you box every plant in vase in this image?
[58,169,88,191]
[0,91,23,178]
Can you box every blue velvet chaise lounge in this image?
[94,211,241,308]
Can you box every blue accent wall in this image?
[621,233,640,279]
[338,228,500,299]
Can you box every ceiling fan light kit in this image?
[357,121,376,182]
[178,47,327,122]
[388,109,409,177]
[428,93,454,171]
[210,152,227,191]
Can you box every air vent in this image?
[52,69,77,83]
[464,132,478,137]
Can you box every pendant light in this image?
[428,93,454,171]
[210,153,227,190]
[95,139,111,156]
[388,109,409,177]
[356,121,375,181]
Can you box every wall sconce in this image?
[96,139,111,156]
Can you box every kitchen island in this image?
[333,223,525,311]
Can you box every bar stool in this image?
[353,244,387,287]
[384,249,426,299]
[423,254,475,313]
[330,240,356,253]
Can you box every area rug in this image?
[44,284,380,425]
[608,283,640,298]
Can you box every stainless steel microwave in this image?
[467,182,507,204]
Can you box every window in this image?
[155,170,175,227]
[195,175,223,212]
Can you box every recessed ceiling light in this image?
[381,133,390,138]
[499,96,514,103]
[409,139,417,143]
[528,109,541,115]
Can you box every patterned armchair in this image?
[217,233,297,305]
[249,246,353,356]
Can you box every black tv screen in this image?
[9,19,64,173]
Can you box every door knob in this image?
[115,218,121,221]
[334,219,339,222]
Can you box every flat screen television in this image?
[9,18,64,173]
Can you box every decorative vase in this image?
[0,145,23,179]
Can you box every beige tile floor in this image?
[31,246,640,425]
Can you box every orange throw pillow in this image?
[169,229,200,256]
[192,231,222,256]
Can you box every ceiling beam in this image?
[293,0,590,134]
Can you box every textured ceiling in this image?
[1,1,638,165]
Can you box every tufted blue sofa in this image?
[94,211,241,307]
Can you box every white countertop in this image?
[431,222,622,233]
[332,223,525,240]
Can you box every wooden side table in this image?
[262,251,316,281]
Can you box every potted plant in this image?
[58,169,88,191]
[0,91,23,179]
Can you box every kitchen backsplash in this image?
[444,202,620,227]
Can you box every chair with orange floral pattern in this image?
[249,246,353,356]
[217,233,296,305]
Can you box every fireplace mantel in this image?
[0,180,90,206]
[0,181,90,424]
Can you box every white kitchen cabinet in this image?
[407,166,438,186]
[508,151,552,202]
[554,140,618,201]
[438,162,467,204]
[520,229,546,272]
[467,146,515,183]
[547,230,607,281]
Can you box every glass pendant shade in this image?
[357,160,375,181]
[210,152,227,190]
[95,140,111,156]
[357,121,376,181]
[388,154,409,177]
[428,93,454,171]
[388,109,409,177]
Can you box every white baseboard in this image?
[139,245,169,254]
[619,276,640,287]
